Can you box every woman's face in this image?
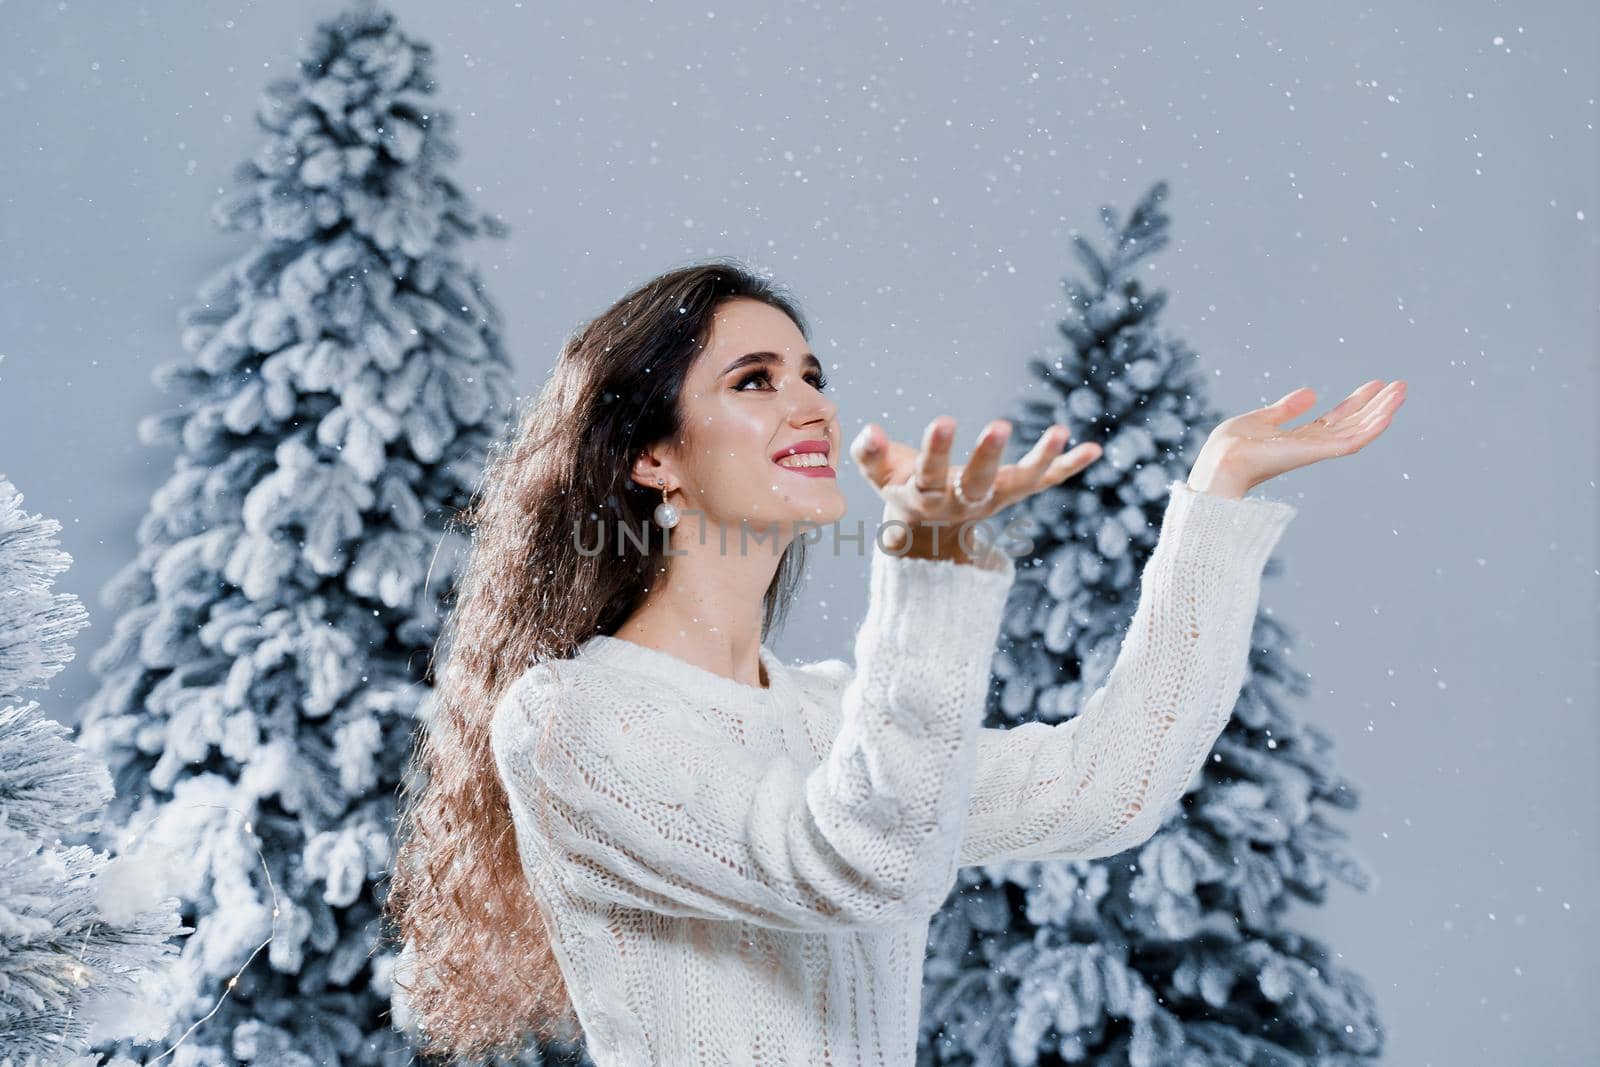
[635,297,847,539]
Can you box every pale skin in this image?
[620,296,1407,688]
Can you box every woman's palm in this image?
[1190,378,1409,493]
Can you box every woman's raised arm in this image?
[955,480,1295,866]
[954,376,1406,865]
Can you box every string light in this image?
[55,801,283,1063]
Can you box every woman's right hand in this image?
[1186,379,1408,498]
[850,417,1101,557]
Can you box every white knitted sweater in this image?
[490,479,1297,1066]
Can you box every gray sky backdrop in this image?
[1,1,1595,1062]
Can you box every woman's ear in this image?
[629,449,671,493]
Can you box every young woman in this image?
[386,260,1406,1065]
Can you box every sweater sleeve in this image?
[490,542,1016,932]
[954,479,1297,867]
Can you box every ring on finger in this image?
[953,481,994,507]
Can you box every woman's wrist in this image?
[1184,441,1254,499]
[1185,452,1252,500]
[881,521,992,565]
[1185,476,1248,501]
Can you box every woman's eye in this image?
[734,369,829,392]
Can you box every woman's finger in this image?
[1308,380,1403,458]
[1032,442,1101,490]
[955,420,1010,504]
[1319,379,1389,431]
[1055,441,1102,480]
[909,417,956,496]
[1261,386,1319,427]
[1345,381,1406,446]
[1009,424,1071,484]
[988,423,1072,506]
[850,423,894,489]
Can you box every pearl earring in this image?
[653,477,679,529]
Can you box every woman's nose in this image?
[790,396,834,427]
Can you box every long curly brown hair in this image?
[382,258,815,1062]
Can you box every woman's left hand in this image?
[1188,379,1408,498]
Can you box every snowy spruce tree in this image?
[918,181,1386,1065]
[0,474,186,1066]
[71,6,515,1064]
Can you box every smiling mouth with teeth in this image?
[775,453,830,468]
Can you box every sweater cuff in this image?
[1163,477,1297,574]
[864,539,1017,654]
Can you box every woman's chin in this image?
[770,496,848,530]
[805,492,850,525]
[813,502,850,527]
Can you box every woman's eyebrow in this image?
[719,351,823,378]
